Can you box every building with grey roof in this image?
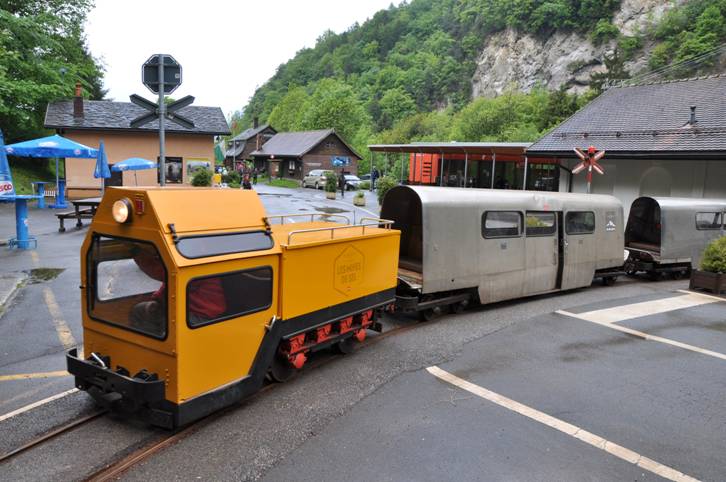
[250,129,362,180]
[225,122,276,167]
[527,75,726,217]
[45,84,230,197]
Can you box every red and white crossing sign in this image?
[573,146,605,194]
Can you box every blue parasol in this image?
[93,140,110,194]
[112,157,157,185]
[5,134,99,208]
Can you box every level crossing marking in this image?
[426,366,700,482]
[30,250,39,266]
[0,388,78,423]
[562,293,721,325]
[556,310,726,362]
[0,370,70,382]
[43,287,77,350]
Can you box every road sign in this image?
[332,156,350,167]
[573,146,605,194]
[142,54,182,94]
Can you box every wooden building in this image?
[45,85,230,198]
[251,129,362,180]
[224,122,277,171]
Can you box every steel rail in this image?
[0,409,107,464]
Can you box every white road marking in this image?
[0,388,78,422]
[0,370,69,382]
[566,293,721,325]
[426,366,699,482]
[556,310,726,362]
[30,250,39,267]
[677,289,726,303]
[43,287,77,350]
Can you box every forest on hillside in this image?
[233,0,726,173]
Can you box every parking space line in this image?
[677,290,726,303]
[426,366,699,482]
[43,287,77,350]
[0,388,78,423]
[556,310,726,362]
[567,293,721,325]
[0,370,70,382]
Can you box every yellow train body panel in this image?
[68,186,399,427]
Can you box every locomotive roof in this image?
[396,186,622,210]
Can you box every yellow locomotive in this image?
[66,187,399,428]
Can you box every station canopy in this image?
[368,142,531,157]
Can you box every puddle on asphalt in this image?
[298,208,309,211]
[312,205,349,214]
[28,268,65,283]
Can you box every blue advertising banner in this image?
[331,156,350,167]
[0,130,16,198]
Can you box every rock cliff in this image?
[472,0,687,97]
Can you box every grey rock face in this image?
[471,0,686,98]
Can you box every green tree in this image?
[299,79,370,142]
[267,86,309,131]
[0,0,105,142]
[377,88,417,130]
[590,49,630,93]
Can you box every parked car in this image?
[358,173,371,182]
[344,175,362,191]
[302,170,334,189]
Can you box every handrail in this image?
[286,218,394,245]
[264,213,350,225]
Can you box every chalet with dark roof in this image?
[225,121,277,169]
[251,129,362,180]
[527,75,726,217]
[45,84,230,197]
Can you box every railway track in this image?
[0,409,107,465]
[84,321,419,481]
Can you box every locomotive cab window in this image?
[187,266,273,328]
[695,212,723,230]
[176,231,274,259]
[482,211,522,238]
[525,212,556,237]
[88,235,167,339]
[566,211,595,235]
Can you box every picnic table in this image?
[57,197,101,232]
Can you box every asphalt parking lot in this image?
[1,186,724,481]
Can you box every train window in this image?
[525,212,556,237]
[482,211,522,238]
[176,231,274,259]
[566,211,596,235]
[88,235,167,339]
[695,212,723,230]
[187,266,273,328]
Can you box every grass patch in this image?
[7,158,59,195]
[28,268,65,283]
[266,178,300,189]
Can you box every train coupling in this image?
[66,348,172,428]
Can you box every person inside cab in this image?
[131,246,227,331]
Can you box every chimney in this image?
[73,82,84,119]
[689,105,697,125]
[253,116,259,128]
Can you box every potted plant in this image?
[353,189,365,206]
[325,172,337,200]
[690,236,726,295]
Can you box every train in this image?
[66,186,723,428]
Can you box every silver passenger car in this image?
[381,186,624,318]
[625,197,726,278]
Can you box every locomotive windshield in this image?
[87,235,167,339]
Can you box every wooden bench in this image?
[57,208,94,232]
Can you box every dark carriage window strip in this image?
[176,231,274,259]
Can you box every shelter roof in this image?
[527,75,726,159]
[45,100,230,136]
[368,142,530,156]
[251,129,362,159]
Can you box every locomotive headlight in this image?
[112,198,132,223]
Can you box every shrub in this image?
[376,176,398,205]
[354,189,365,199]
[191,169,212,187]
[325,173,338,193]
[359,180,371,190]
[590,19,620,45]
[228,181,240,189]
[701,236,726,273]
[223,170,241,184]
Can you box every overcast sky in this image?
[85,0,397,119]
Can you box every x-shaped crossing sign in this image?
[572,146,605,194]
[129,94,196,129]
